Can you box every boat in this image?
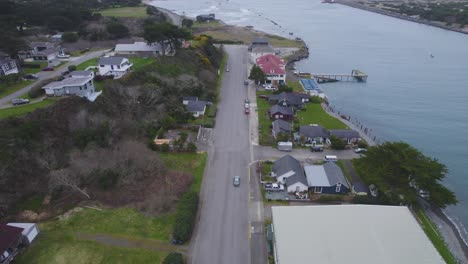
[430,54,434,58]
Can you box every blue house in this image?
[304,162,349,194]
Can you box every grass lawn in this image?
[16,230,167,264]
[76,58,99,71]
[256,91,275,146]
[45,207,175,241]
[336,160,352,186]
[192,20,222,29]
[22,62,47,74]
[288,81,305,93]
[159,152,208,193]
[0,80,33,99]
[414,207,457,264]
[296,103,349,129]
[0,99,56,119]
[98,6,147,18]
[129,57,156,71]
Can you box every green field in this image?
[296,103,349,129]
[159,152,208,193]
[414,207,457,264]
[76,58,98,71]
[98,6,147,18]
[0,99,56,119]
[22,62,47,74]
[0,80,33,99]
[17,237,166,264]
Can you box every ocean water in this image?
[151,0,468,241]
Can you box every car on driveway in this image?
[42,67,54,71]
[354,148,367,153]
[57,54,70,58]
[311,145,324,152]
[233,176,240,187]
[23,74,39,80]
[11,98,30,106]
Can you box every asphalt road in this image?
[189,45,252,264]
[0,50,108,108]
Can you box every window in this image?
[314,187,322,193]
[336,183,342,193]
[100,65,104,67]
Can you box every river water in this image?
[151,0,468,242]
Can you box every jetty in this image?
[313,69,368,83]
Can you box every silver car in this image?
[233,176,240,187]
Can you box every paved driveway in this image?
[189,45,251,264]
[0,50,108,108]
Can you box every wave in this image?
[442,209,468,247]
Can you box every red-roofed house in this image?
[256,54,286,86]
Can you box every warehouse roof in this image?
[271,205,444,264]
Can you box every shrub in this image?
[358,140,368,148]
[163,253,184,264]
[310,96,322,104]
[95,169,120,190]
[106,22,129,39]
[68,65,77,72]
[160,143,170,152]
[329,135,346,150]
[186,142,197,152]
[172,191,199,243]
[62,32,79,43]
[21,63,41,68]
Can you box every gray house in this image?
[0,58,18,76]
[271,155,308,193]
[272,119,292,139]
[268,105,294,120]
[182,96,210,118]
[305,162,350,194]
[298,125,328,144]
[329,129,360,144]
[42,71,100,101]
[269,92,309,108]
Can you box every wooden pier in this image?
[312,69,368,83]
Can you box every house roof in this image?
[272,155,304,180]
[115,42,163,52]
[256,54,285,75]
[0,58,14,66]
[182,96,198,102]
[285,170,308,187]
[271,205,444,264]
[70,70,93,77]
[268,92,306,106]
[324,162,349,188]
[98,56,126,66]
[272,119,292,134]
[252,38,269,45]
[43,76,93,90]
[268,105,293,116]
[329,129,360,139]
[35,47,58,56]
[0,223,24,254]
[299,125,328,138]
[256,54,284,65]
[186,100,207,112]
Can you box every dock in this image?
[312,69,368,83]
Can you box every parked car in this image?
[57,53,70,58]
[42,67,54,71]
[265,85,276,91]
[23,74,38,80]
[354,148,367,153]
[244,98,249,104]
[245,108,250,115]
[311,145,324,152]
[225,67,229,72]
[259,94,269,99]
[233,176,240,187]
[265,183,284,192]
[244,103,249,109]
[244,80,249,85]
[11,98,30,106]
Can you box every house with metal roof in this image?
[329,129,360,144]
[304,162,349,194]
[114,42,172,56]
[271,155,308,192]
[298,124,328,144]
[271,205,444,264]
[272,119,292,139]
[98,56,133,79]
[268,92,309,109]
[268,105,294,120]
[42,71,101,101]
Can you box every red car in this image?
[42,67,54,71]
[244,108,250,114]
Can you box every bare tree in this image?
[48,169,90,199]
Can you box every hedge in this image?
[162,253,184,264]
[21,63,41,68]
[172,191,199,243]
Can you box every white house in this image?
[271,155,308,193]
[114,42,172,56]
[0,58,19,76]
[256,54,286,86]
[42,71,101,101]
[30,42,60,66]
[98,56,133,79]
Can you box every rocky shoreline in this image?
[336,0,468,35]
